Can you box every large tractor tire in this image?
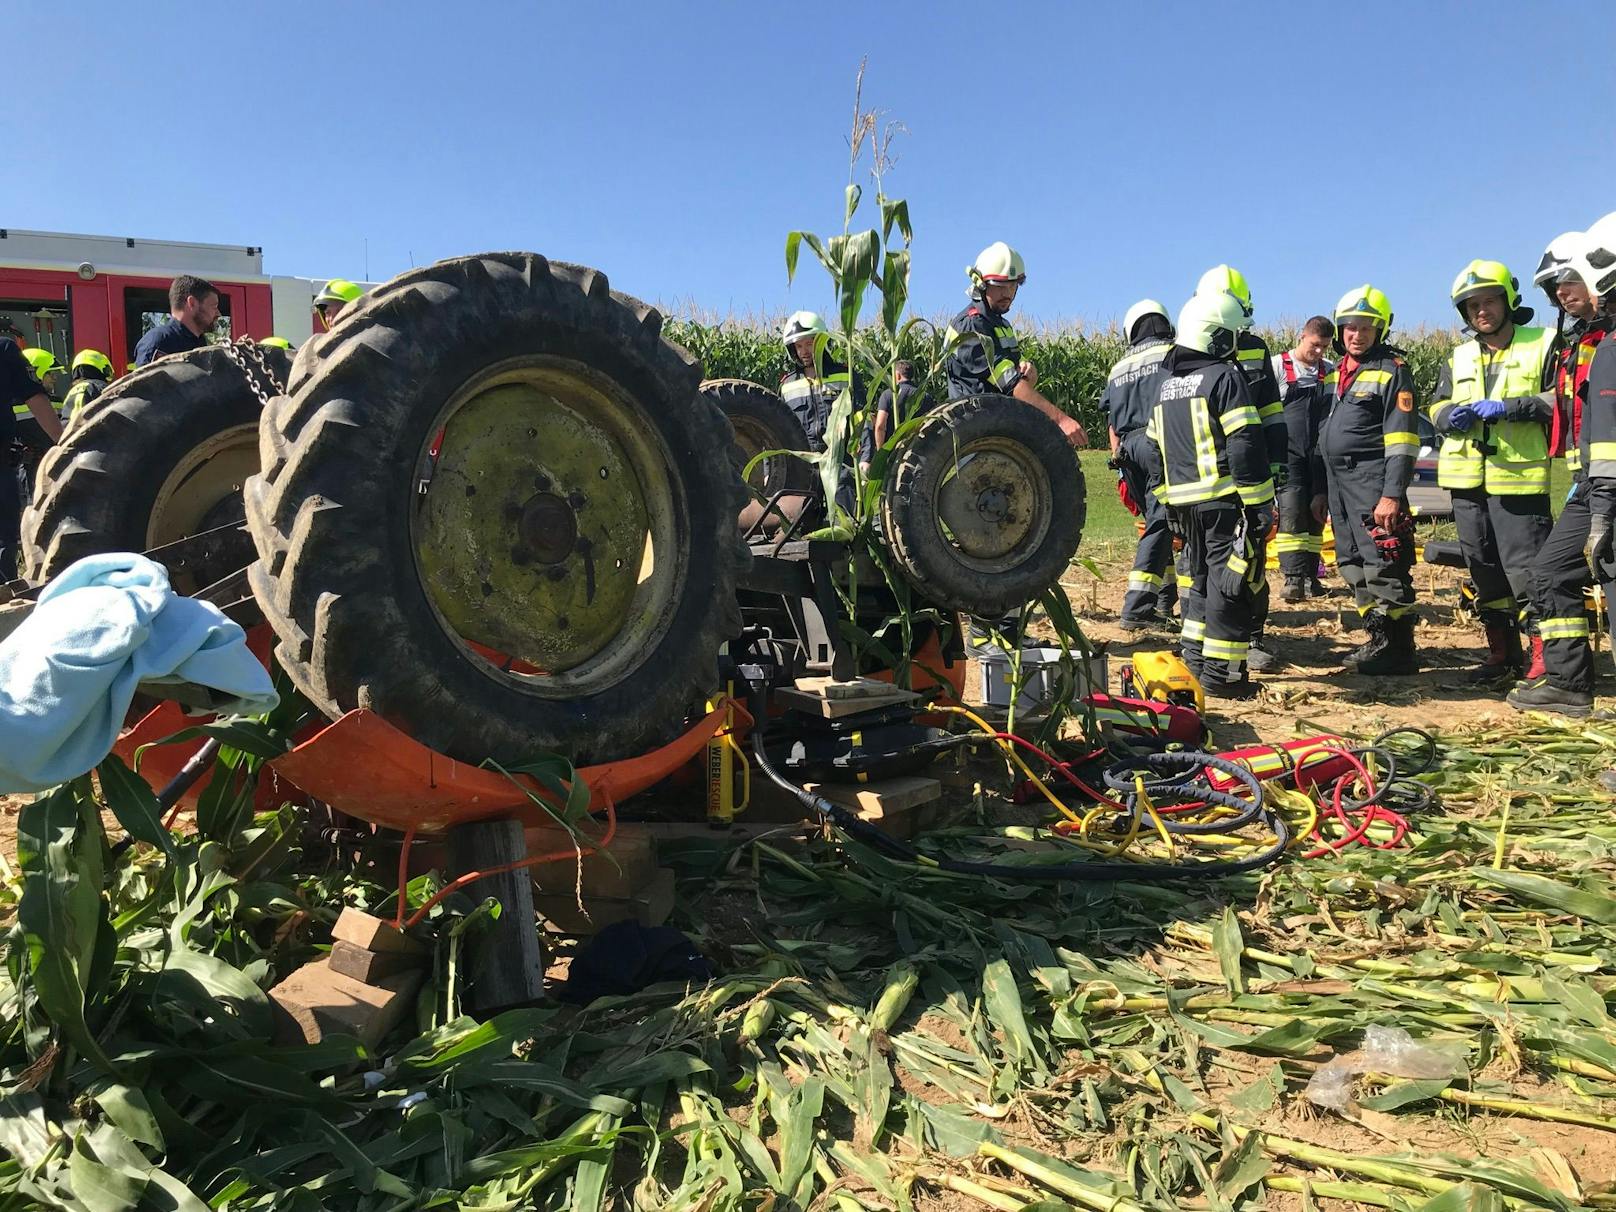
[22,343,289,593]
[878,394,1085,616]
[246,252,748,767]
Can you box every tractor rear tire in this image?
[245,252,748,767]
[878,394,1085,616]
[22,344,289,592]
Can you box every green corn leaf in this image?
[1477,869,1616,923]
[95,754,178,859]
[1409,1185,1505,1212]
[132,717,289,766]
[1213,906,1246,995]
[785,230,831,285]
[981,957,1040,1072]
[16,781,119,1075]
[880,196,912,246]
[1359,1078,1454,1111]
[1541,973,1608,1027]
[844,182,861,226]
[68,1131,145,1212]
[88,1080,165,1151]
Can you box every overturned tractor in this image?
[25,250,1087,773]
[20,253,1086,1004]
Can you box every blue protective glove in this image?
[1471,399,1507,422]
[1447,405,1478,431]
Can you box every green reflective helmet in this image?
[21,346,63,381]
[1332,285,1394,353]
[1450,259,1521,321]
[1195,265,1254,320]
[314,278,363,308]
[260,336,293,350]
[70,348,113,378]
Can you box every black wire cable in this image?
[741,676,1291,882]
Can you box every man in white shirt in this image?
[1271,317,1337,601]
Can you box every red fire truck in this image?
[0,228,347,375]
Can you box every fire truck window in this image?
[123,286,233,366]
[0,299,72,379]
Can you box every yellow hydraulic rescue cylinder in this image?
[705,684,751,823]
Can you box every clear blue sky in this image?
[15,1,1615,330]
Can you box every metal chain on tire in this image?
[221,337,286,405]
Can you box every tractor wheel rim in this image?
[144,422,258,592]
[933,437,1052,571]
[413,356,685,696]
[729,415,790,494]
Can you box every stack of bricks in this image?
[267,908,429,1050]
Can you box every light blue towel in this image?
[0,553,279,793]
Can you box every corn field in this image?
[666,318,1461,435]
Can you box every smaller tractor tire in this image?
[879,394,1085,616]
[22,343,289,592]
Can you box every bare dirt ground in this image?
[1052,538,1587,752]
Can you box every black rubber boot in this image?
[1466,621,1522,686]
[1203,676,1258,701]
[1342,613,1385,670]
[1506,680,1594,718]
[1280,577,1308,603]
[1247,635,1283,673]
[1356,614,1419,676]
[1119,612,1171,633]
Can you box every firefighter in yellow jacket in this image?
[1429,260,1558,685]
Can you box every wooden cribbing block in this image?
[528,825,658,901]
[268,958,423,1050]
[793,675,922,702]
[331,907,427,956]
[775,678,921,720]
[804,776,944,840]
[448,818,547,1014]
[328,940,427,984]
[534,866,676,936]
[805,776,942,816]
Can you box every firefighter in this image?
[0,337,63,580]
[779,310,864,454]
[1511,220,1616,716]
[1429,259,1558,684]
[1273,316,1336,600]
[1194,266,1287,669]
[944,242,1087,447]
[1319,287,1421,673]
[1101,298,1178,628]
[134,275,219,366]
[61,349,114,421]
[314,279,364,330]
[16,348,64,446]
[1146,291,1275,698]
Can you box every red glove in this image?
[1117,474,1141,517]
